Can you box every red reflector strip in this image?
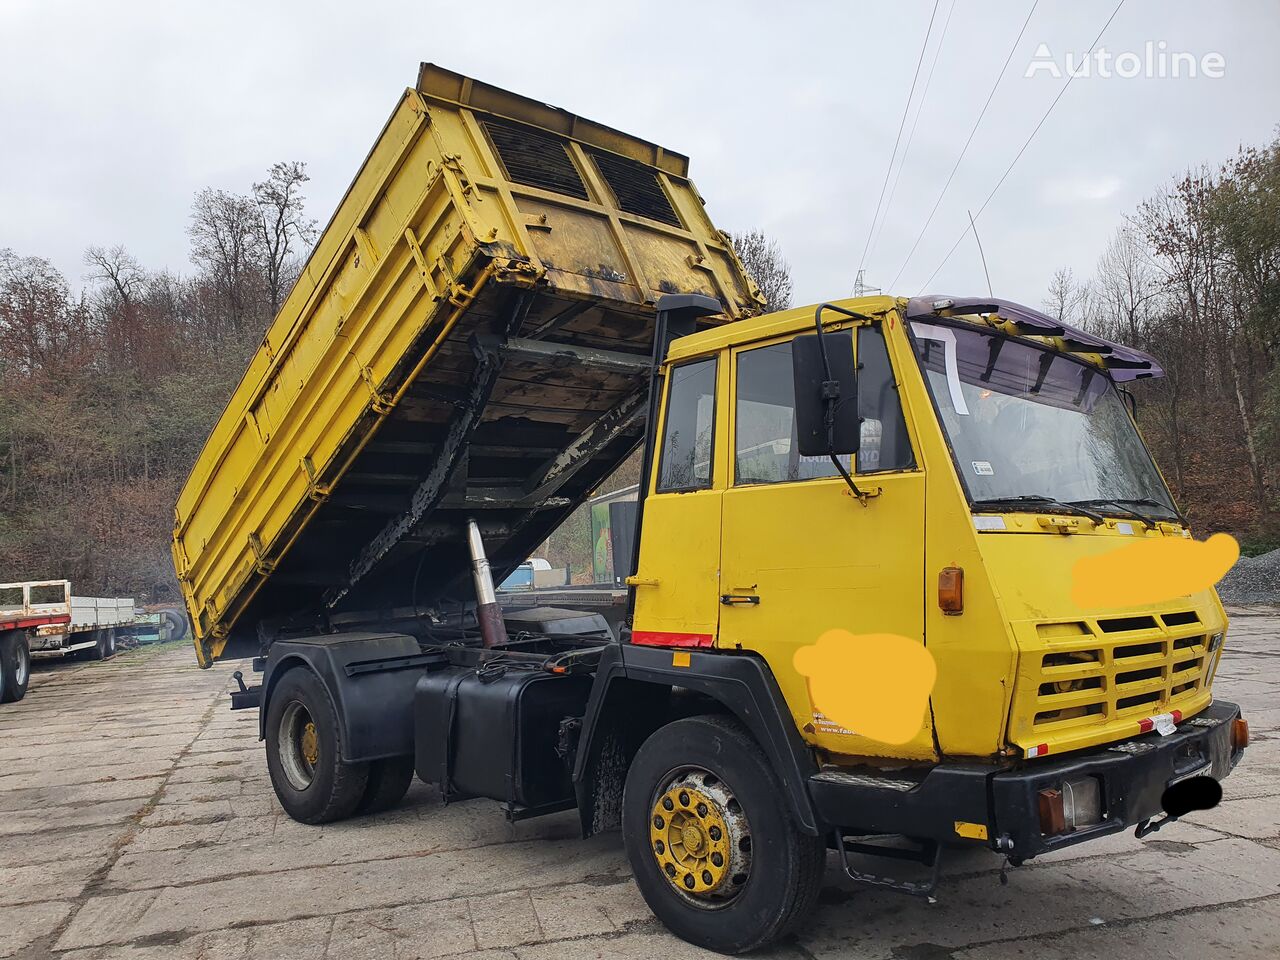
[1138,710,1184,734]
[631,630,714,649]
[1026,743,1050,758]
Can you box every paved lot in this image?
[2,612,1278,960]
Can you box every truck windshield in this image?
[911,321,1177,518]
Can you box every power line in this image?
[917,0,1127,293]
[887,0,1039,292]
[864,0,956,274]
[853,0,941,291]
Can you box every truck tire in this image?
[265,667,370,824]
[357,756,415,815]
[622,714,826,954]
[159,608,189,643]
[105,628,117,658]
[87,630,108,661]
[0,631,31,703]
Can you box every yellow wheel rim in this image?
[300,721,319,766]
[649,770,751,903]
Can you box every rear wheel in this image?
[0,631,30,703]
[265,667,369,823]
[105,628,117,658]
[358,756,415,815]
[86,630,108,661]
[622,715,826,954]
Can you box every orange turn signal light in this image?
[1232,717,1249,751]
[1038,787,1066,836]
[938,566,964,614]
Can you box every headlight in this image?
[1062,776,1103,829]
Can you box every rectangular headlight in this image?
[1062,776,1103,829]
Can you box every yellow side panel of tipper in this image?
[173,65,760,666]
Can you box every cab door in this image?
[631,352,726,647]
[718,321,934,759]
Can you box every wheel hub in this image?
[301,722,319,766]
[649,771,752,903]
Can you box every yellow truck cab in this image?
[174,67,1248,956]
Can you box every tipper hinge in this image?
[360,365,396,415]
[248,533,276,577]
[300,457,331,503]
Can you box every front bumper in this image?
[808,699,1245,860]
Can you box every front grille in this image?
[591,150,682,227]
[1025,610,1210,732]
[483,118,589,200]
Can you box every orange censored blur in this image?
[1071,533,1239,609]
[793,630,937,745]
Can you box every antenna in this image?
[968,210,993,297]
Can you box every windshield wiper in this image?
[1067,498,1156,529]
[1072,497,1184,525]
[970,495,1106,524]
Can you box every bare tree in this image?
[253,162,317,316]
[730,229,793,311]
[1043,267,1089,327]
[188,188,261,333]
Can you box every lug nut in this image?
[653,815,664,829]
[683,873,695,889]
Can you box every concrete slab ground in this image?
[0,610,1276,960]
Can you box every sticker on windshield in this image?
[912,322,970,415]
[972,460,994,476]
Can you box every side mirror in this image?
[792,330,859,457]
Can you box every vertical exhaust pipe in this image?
[466,519,508,648]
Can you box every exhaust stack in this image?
[466,519,508,648]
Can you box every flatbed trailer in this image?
[0,580,134,702]
[177,66,1249,954]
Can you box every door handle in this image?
[720,594,760,606]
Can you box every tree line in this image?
[1045,132,1279,552]
[0,163,315,600]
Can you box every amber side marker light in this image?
[1233,717,1250,751]
[939,566,964,614]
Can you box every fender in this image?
[258,631,427,763]
[573,643,821,837]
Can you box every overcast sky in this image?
[2,0,1277,311]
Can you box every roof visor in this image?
[906,296,1163,381]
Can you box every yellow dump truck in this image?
[175,65,1248,954]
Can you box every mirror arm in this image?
[812,303,875,503]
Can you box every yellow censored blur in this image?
[1071,533,1240,609]
[793,631,937,745]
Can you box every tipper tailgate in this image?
[173,64,761,666]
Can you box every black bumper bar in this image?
[808,699,1244,861]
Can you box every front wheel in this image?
[265,667,369,823]
[622,715,826,954]
[0,631,31,703]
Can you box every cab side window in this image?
[657,357,717,491]
[733,326,913,485]
[857,324,915,473]
[735,341,842,485]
